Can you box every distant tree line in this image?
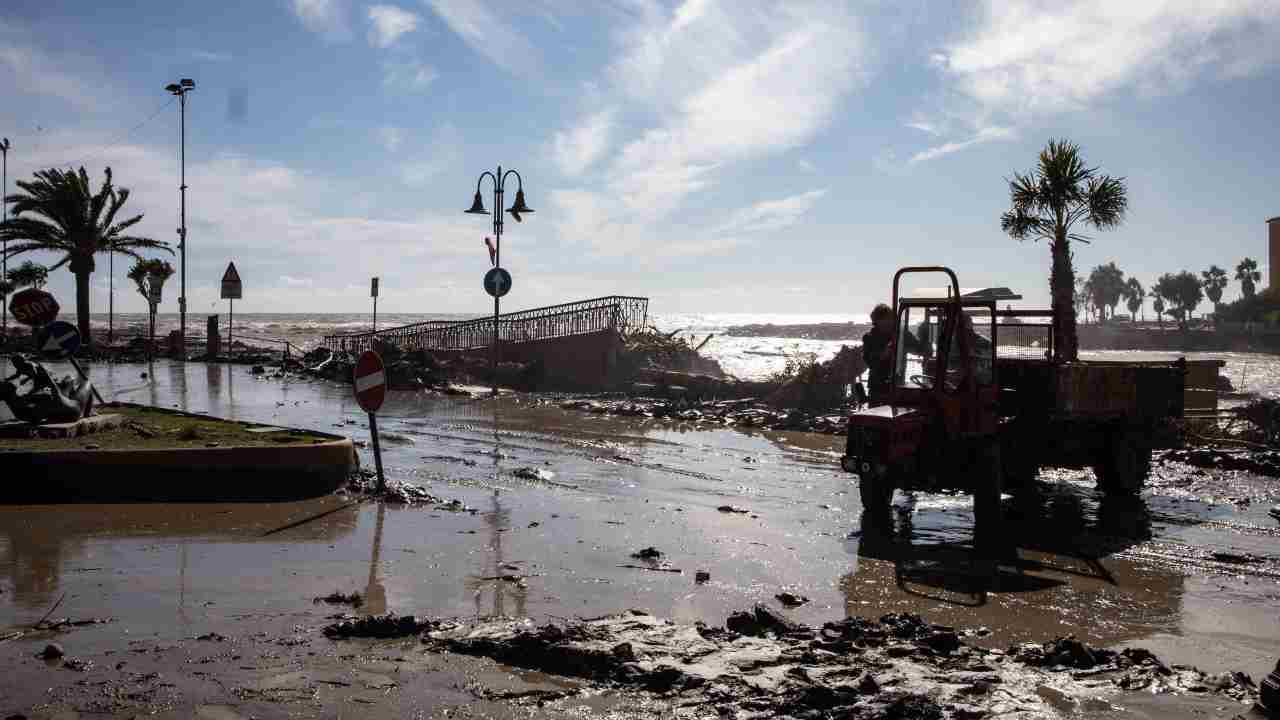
[1072,257,1264,331]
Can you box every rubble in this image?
[555,395,853,435]
[419,609,1259,718]
[322,614,435,639]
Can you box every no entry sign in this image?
[354,350,386,413]
[9,288,60,327]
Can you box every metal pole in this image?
[368,411,386,492]
[228,297,232,361]
[492,165,502,397]
[2,139,8,337]
[108,252,113,345]
[178,91,187,358]
[373,295,377,333]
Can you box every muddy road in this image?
[1,359,1277,718]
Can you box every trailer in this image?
[840,267,1191,550]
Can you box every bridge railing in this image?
[322,295,649,354]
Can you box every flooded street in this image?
[2,359,1279,717]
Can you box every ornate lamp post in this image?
[465,165,533,395]
[165,78,195,357]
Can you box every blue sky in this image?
[1,0,1279,318]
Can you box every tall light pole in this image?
[1,137,9,337]
[166,78,195,357]
[466,165,533,395]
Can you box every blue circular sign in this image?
[484,267,512,298]
[36,320,81,359]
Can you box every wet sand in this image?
[2,359,1278,717]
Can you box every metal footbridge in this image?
[322,295,649,354]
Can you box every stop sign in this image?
[9,288,60,327]
[353,350,386,413]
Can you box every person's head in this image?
[871,304,893,332]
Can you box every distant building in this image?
[1270,216,1280,291]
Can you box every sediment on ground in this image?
[326,608,1261,719]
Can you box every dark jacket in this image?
[862,328,893,397]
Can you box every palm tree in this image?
[1150,288,1165,327]
[1236,257,1261,299]
[128,258,175,353]
[1124,277,1144,321]
[6,260,48,289]
[0,166,170,347]
[1001,140,1128,361]
[1200,265,1228,322]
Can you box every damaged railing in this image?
[322,295,649,354]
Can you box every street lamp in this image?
[466,165,533,395]
[1,137,9,336]
[166,78,195,357]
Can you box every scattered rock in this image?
[716,505,749,514]
[631,547,663,560]
[40,643,65,660]
[775,592,809,607]
[61,658,92,672]
[323,614,433,639]
[695,571,711,584]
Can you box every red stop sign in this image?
[353,350,386,413]
[9,288,60,327]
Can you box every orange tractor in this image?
[841,267,1185,551]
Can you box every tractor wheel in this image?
[972,441,1005,557]
[858,473,894,528]
[1094,433,1149,497]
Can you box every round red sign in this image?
[353,350,386,413]
[9,288,60,327]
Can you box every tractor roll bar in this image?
[892,266,961,317]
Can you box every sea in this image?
[82,311,1280,395]
[87,311,870,381]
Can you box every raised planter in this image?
[0,403,356,503]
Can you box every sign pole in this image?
[353,350,388,494]
[229,298,233,359]
[368,411,385,492]
[371,277,379,333]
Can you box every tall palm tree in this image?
[1149,287,1165,327]
[0,166,169,347]
[1124,277,1144,321]
[1200,265,1228,321]
[1235,257,1261,299]
[1001,140,1128,361]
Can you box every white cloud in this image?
[423,0,542,76]
[550,108,615,177]
[376,126,404,151]
[280,275,314,287]
[399,123,462,186]
[797,159,816,172]
[548,1,867,256]
[381,59,438,90]
[0,44,102,110]
[290,0,350,40]
[936,0,1280,117]
[367,4,421,47]
[908,126,1014,165]
[715,189,827,235]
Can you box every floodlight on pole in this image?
[166,78,195,357]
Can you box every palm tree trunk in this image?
[1050,237,1077,361]
[75,268,92,349]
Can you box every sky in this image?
[1,0,1279,319]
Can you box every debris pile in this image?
[1159,447,1280,477]
[413,609,1258,718]
[556,396,852,435]
[322,613,435,639]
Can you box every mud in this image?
[423,609,1259,718]
[3,358,1280,718]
